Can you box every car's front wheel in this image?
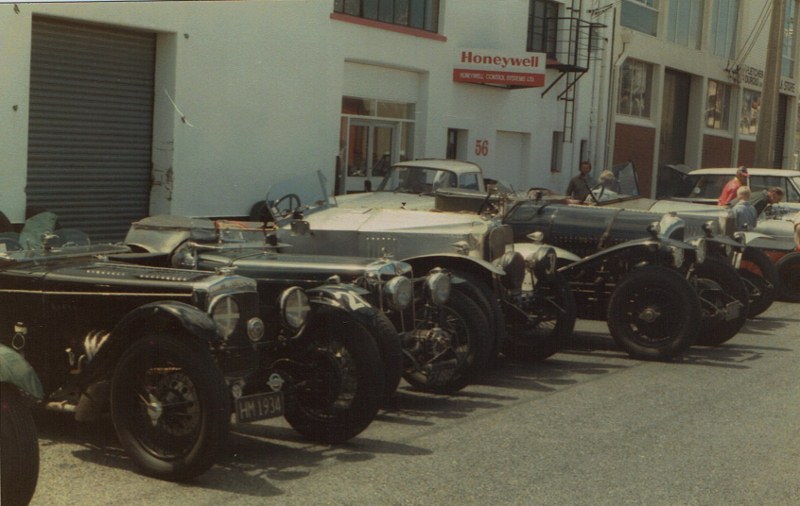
[607,266,700,360]
[693,258,749,346]
[775,251,800,302]
[282,308,383,443]
[110,334,229,482]
[738,247,779,316]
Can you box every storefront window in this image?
[333,0,440,33]
[618,59,653,118]
[667,0,703,49]
[705,80,731,130]
[710,0,738,59]
[621,0,659,36]
[739,89,761,136]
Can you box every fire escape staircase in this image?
[540,3,605,143]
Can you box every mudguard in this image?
[0,344,43,400]
[513,241,581,263]
[402,253,506,276]
[306,284,374,313]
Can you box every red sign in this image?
[453,48,546,88]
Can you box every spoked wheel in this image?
[450,272,506,363]
[282,308,383,443]
[692,258,749,346]
[607,266,701,360]
[775,251,800,302]
[110,335,229,482]
[738,247,779,316]
[402,289,491,394]
[504,273,576,362]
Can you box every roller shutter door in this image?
[27,17,156,242]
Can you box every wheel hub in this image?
[637,306,661,323]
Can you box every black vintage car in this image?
[1,344,42,506]
[119,214,492,395]
[0,212,384,481]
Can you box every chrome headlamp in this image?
[692,237,707,264]
[669,246,685,269]
[424,268,452,306]
[499,251,526,290]
[385,275,414,310]
[210,295,240,339]
[279,287,311,330]
[529,246,557,281]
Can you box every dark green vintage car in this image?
[0,212,385,481]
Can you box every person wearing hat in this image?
[718,166,749,206]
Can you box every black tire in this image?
[693,258,749,346]
[356,307,403,403]
[402,289,492,394]
[775,251,800,302]
[1,384,39,506]
[738,247,779,316]
[282,307,383,443]
[503,273,576,362]
[451,271,506,363]
[110,335,229,482]
[607,266,701,360]
[0,211,12,233]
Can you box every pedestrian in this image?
[718,166,748,206]
[732,185,758,230]
[565,161,594,202]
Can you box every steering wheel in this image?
[274,193,302,216]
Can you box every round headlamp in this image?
[499,251,526,290]
[424,269,452,306]
[692,237,707,264]
[530,247,558,281]
[670,246,685,269]
[385,275,414,310]
[211,295,240,339]
[279,287,311,330]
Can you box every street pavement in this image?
[30,300,800,505]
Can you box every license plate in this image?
[235,391,284,423]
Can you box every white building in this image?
[2,0,606,240]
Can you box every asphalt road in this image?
[30,300,800,506]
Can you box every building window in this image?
[340,96,415,178]
[621,0,659,36]
[618,59,653,118]
[527,0,559,58]
[710,0,738,59]
[739,89,760,136]
[333,0,440,32]
[705,80,731,130]
[667,0,703,49]
[782,0,798,78]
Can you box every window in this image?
[709,0,738,59]
[333,0,440,32]
[782,0,797,78]
[739,89,760,136]
[667,0,703,48]
[618,59,653,118]
[527,0,559,58]
[705,80,731,130]
[621,0,659,36]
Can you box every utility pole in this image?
[754,0,786,168]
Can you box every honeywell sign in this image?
[453,48,546,88]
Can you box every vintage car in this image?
[1,344,42,506]
[0,212,385,481]
[118,214,492,395]
[664,167,800,207]
[253,170,577,365]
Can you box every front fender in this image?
[0,343,43,400]
[86,301,221,382]
[513,242,581,263]
[306,284,374,313]
[402,253,506,277]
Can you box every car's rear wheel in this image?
[607,266,700,360]
[110,334,229,482]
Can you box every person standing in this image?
[565,161,594,202]
[718,166,748,206]
[732,186,758,230]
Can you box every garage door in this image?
[27,17,156,242]
[495,131,530,190]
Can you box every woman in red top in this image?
[718,166,748,206]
